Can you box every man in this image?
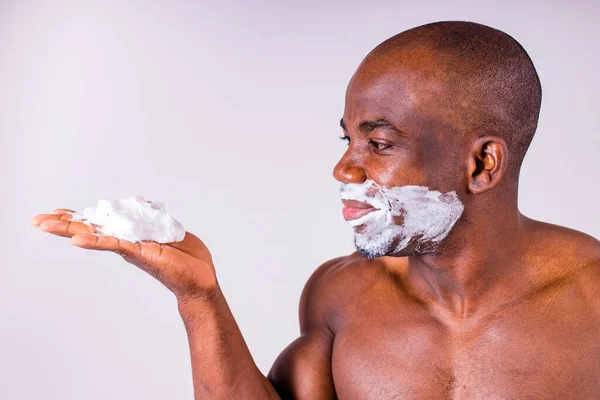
[32,21,600,399]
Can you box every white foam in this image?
[69,196,186,243]
[340,180,464,258]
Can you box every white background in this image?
[1,0,598,399]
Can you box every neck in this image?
[389,196,533,319]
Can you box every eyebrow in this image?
[340,118,406,137]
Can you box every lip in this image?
[341,199,378,221]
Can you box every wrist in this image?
[176,285,221,322]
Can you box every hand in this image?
[31,208,217,301]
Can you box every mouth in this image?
[341,199,378,221]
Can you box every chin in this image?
[354,235,440,259]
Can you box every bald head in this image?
[358,21,542,178]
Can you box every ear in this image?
[467,136,509,194]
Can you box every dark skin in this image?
[32,45,600,399]
[268,46,600,398]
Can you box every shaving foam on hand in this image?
[70,196,186,243]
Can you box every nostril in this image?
[334,165,367,185]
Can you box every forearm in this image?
[177,285,280,400]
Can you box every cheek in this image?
[415,142,465,191]
[366,152,426,187]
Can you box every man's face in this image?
[333,52,467,258]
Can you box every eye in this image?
[340,136,350,145]
[369,140,392,151]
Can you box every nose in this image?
[333,154,367,184]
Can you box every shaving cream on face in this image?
[69,196,186,243]
[340,180,464,259]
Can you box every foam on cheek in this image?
[69,196,186,243]
[340,180,464,256]
[385,185,464,243]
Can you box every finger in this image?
[167,232,212,262]
[53,208,76,214]
[39,219,95,237]
[166,233,189,252]
[71,233,139,253]
[31,212,75,227]
[71,234,173,269]
[72,233,214,294]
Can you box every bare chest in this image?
[330,295,600,399]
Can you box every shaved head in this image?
[357,21,542,179]
[336,21,544,255]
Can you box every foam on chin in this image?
[69,196,186,243]
[340,180,464,258]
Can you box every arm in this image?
[178,256,344,399]
[32,209,340,399]
[178,287,280,399]
[267,259,340,399]
[180,257,341,399]
[31,209,279,399]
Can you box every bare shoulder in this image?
[525,217,600,296]
[266,254,383,399]
[561,228,600,290]
[526,218,600,265]
[300,252,393,333]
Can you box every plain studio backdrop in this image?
[1,0,598,399]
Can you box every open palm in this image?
[31,208,217,300]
